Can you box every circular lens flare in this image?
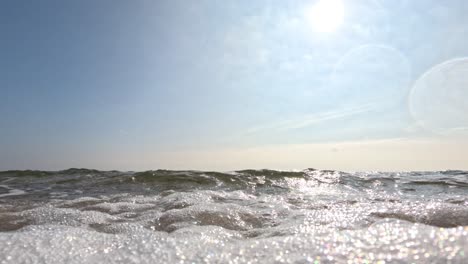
[409,58,468,135]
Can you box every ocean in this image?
[0,168,467,263]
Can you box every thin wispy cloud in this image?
[243,103,375,135]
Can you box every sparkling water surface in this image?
[0,169,467,263]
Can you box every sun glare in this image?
[306,0,345,33]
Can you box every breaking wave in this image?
[1,168,467,263]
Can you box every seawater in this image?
[0,168,467,263]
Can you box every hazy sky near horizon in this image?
[1,0,468,171]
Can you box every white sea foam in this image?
[0,169,467,263]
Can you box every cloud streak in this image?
[243,103,375,135]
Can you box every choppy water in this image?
[0,168,467,263]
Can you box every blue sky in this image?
[1,0,468,171]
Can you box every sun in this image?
[306,0,345,33]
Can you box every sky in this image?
[1,0,468,171]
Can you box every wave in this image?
[1,168,468,263]
[1,168,467,189]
